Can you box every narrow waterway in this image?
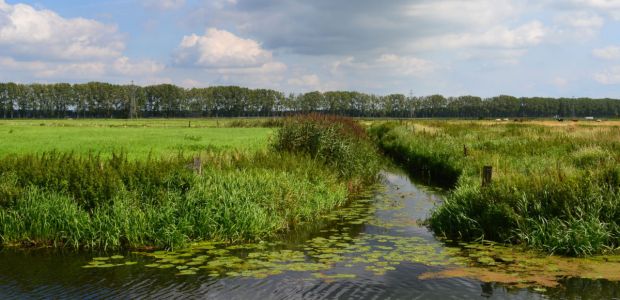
[0,170,617,299]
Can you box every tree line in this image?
[0,82,618,119]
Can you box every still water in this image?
[0,171,618,299]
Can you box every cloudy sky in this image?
[0,0,619,97]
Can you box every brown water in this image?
[0,170,618,299]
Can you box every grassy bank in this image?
[371,121,620,256]
[0,116,379,250]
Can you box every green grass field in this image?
[0,119,274,158]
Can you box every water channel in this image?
[0,170,618,299]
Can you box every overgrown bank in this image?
[0,115,379,250]
[371,121,620,256]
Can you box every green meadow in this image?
[0,119,274,158]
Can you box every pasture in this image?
[0,119,274,158]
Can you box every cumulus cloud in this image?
[142,0,186,11]
[595,66,620,84]
[0,1,124,61]
[0,1,163,81]
[593,46,620,60]
[174,28,274,68]
[171,28,289,89]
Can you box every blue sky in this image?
[0,0,619,97]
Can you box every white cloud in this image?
[0,1,124,61]
[0,55,163,79]
[142,0,186,11]
[330,54,437,80]
[173,27,288,87]
[595,66,620,84]
[555,11,604,29]
[552,11,604,41]
[0,1,164,81]
[0,56,106,78]
[112,56,165,76]
[593,46,620,60]
[215,61,287,75]
[415,21,546,50]
[568,0,620,20]
[376,54,437,76]
[288,74,320,88]
[175,28,273,68]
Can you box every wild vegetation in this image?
[371,121,620,256]
[0,116,379,250]
[1,82,619,118]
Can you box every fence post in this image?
[193,157,202,175]
[464,145,468,157]
[482,166,492,187]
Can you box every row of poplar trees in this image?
[0,82,618,119]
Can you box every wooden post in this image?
[464,145,468,157]
[188,121,191,128]
[482,166,492,187]
[193,157,202,175]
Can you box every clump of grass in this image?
[273,113,380,184]
[372,121,620,256]
[0,152,351,250]
[0,152,194,211]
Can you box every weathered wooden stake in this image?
[188,121,191,128]
[193,157,202,175]
[463,145,468,157]
[482,166,493,187]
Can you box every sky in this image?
[0,0,619,97]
